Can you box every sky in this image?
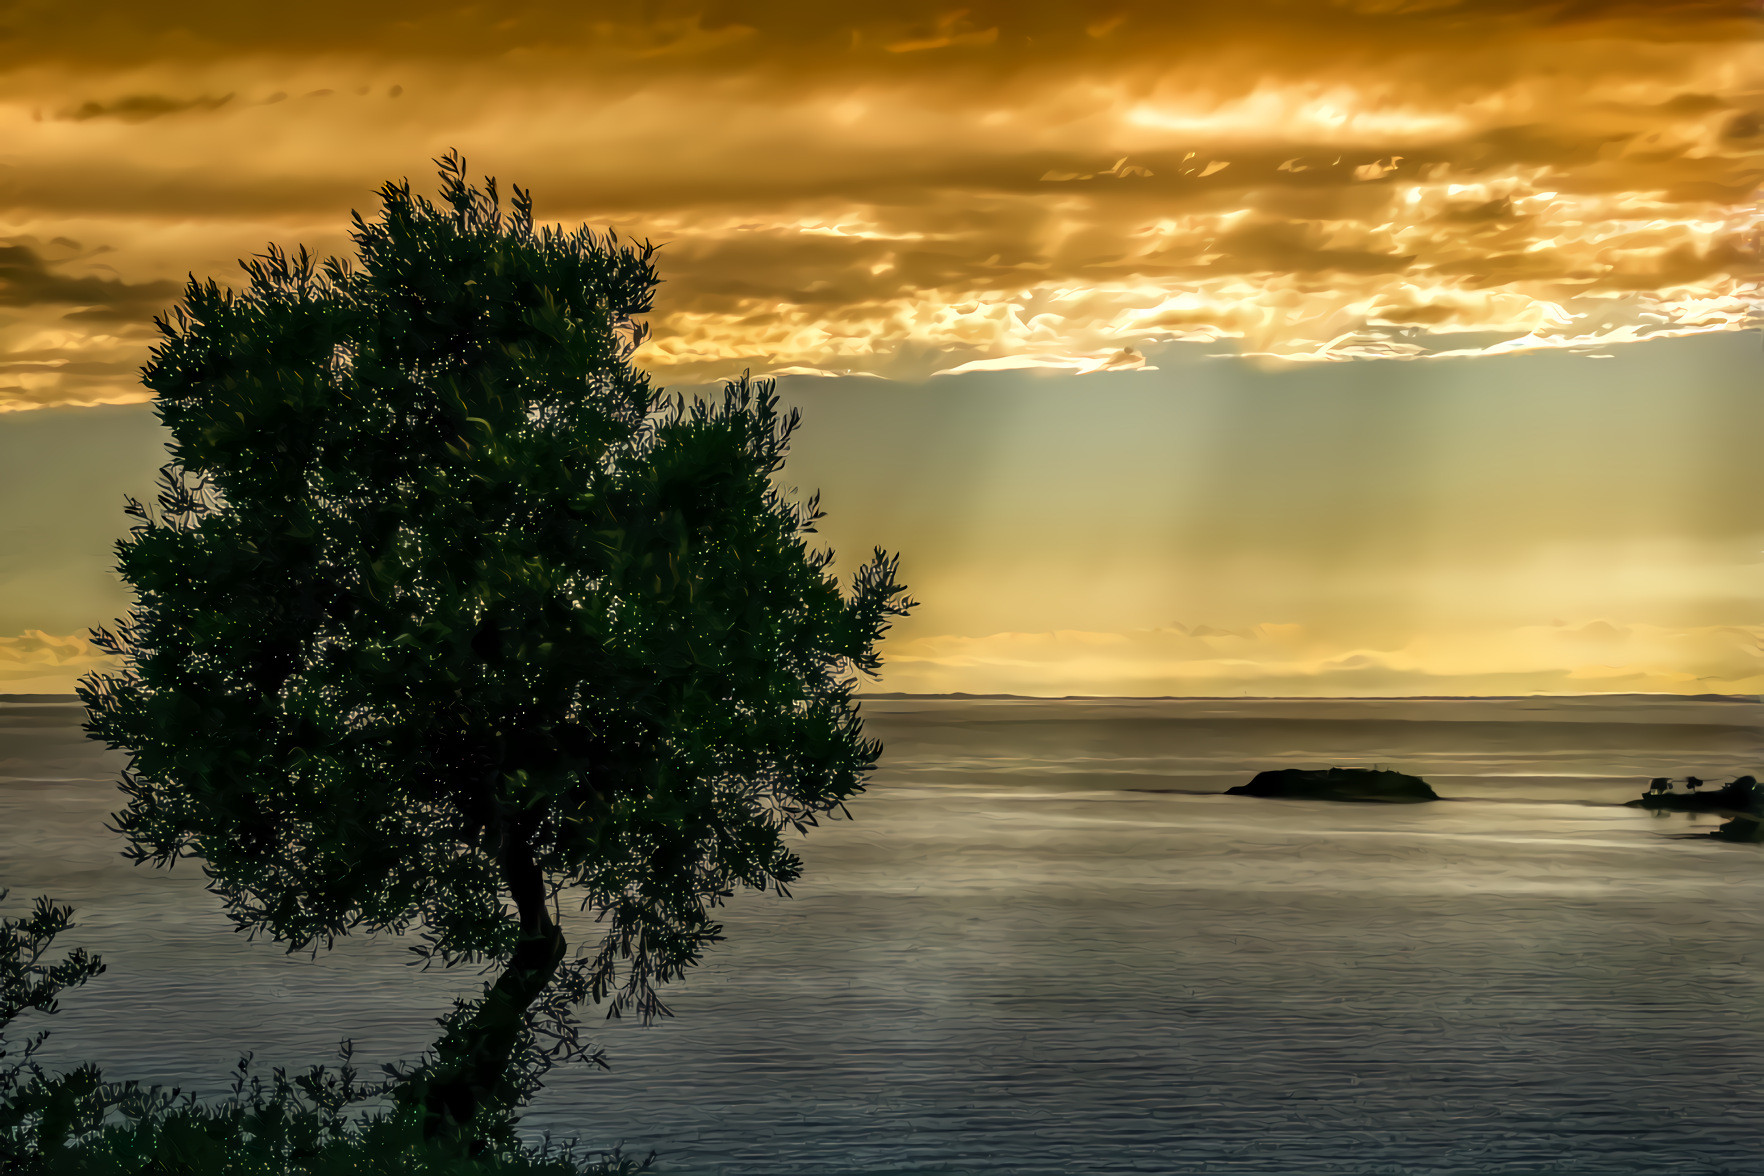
[0,1,1759,696]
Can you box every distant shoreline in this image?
[6,691,1759,705]
[859,691,1762,703]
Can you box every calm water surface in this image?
[2,694,1761,1175]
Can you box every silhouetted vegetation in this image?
[1625,775,1758,815]
[1627,775,1763,843]
[2,890,650,1173]
[1226,767,1438,803]
[1710,812,1764,843]
[2,889,106,1167]
[61,152,913,1164]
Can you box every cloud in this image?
[57,93,234,121]
[0,630,117,691]
[0,1,1758,404]
[0,240,178,317]
[1040,156,1155,182]
[931,347,1152,377]
[875,620,1764,697]
[0,240,176,411]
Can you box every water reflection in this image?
[3,696,1760,1174]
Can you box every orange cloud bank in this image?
[0,1,1758,408]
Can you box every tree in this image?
[1,890,109,1165]
[0,891,646,1172]
[77,153,915,1151]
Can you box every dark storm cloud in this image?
[0,241,178,319]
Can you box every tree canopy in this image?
[78,152,914,1145]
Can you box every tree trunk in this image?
[415,823,566,1146]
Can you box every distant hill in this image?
[855,691,1761,704]
[8,691,1759,704]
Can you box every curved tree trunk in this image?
[415,824,566,1146]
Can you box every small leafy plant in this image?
[1,889,649,1173]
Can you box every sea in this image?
[2,693,1761,1175]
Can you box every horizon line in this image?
[4,690,1759,704]
[858,691,1762,702]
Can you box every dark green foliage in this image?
[2,890,108,1167]
[22,1112,648,1175]
[7,1041,651,1174]
[1,892,106,1057]
[77,152,914,1146]
[15,1062,649,1175]
[1,889,644,1172]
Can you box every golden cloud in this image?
[876,619,1764,697]
[0,630,117,691]
[0,2,1758,406]
[12,617,1757,698]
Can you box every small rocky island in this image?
[1627,775,1763,843]
[1226,767,1439,804]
